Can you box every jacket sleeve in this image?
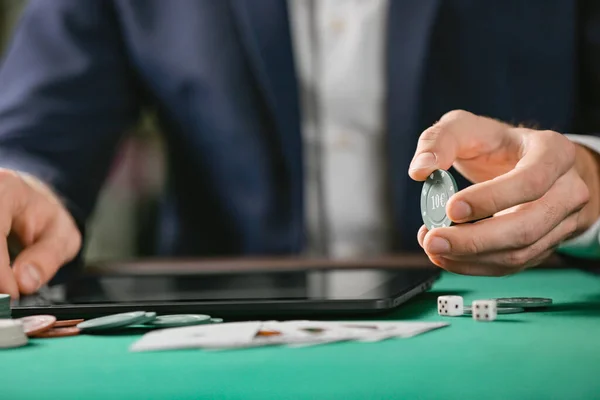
[0,0,141,278]
[0,0,140,239]
[556,1,600,260]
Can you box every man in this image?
[0,0,599,298]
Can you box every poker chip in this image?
[421,169,458,229]
[0,320,28,349]
[77,311,149,331]
[134,312,158,326]
[0,308,226,342]
[436,295,550,319]
[32,326,81,338]
[0,294,11,319]
[494,297,552,308]
[463,306,524,315]
[19,315,56,337]
[54,319,84,328]
[143,314,212,328]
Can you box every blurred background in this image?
[0,0,163,263]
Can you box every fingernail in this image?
[20,264,41,292]
[450,201,472,221]
[428,237,451,254]
[410,152,436,170]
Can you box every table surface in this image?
[3,268,600,400]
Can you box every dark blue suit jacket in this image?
[0,0,598,267]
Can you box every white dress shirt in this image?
[288,0,600,259]
[289,0,391,258]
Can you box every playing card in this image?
[129,320,449,352]
[343,321,449,342]
[204,320,351,350]
[286,321,449,346]
[259,320,358,346]
[280,321,387,348]
[129,321,262,352]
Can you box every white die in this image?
[437,296,464,316]
[472,300,497,321]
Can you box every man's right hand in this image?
[0,169,81,298]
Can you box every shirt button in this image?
[332,132,353,149]
[330,18,345,34]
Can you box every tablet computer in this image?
[11,254,441,319]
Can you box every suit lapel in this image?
[229,0,443,250]
[386,0,441,249]
[229,0,303,248]
[229,0,300,143]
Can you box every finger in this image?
[525,249,555,269]
[429,247,554,277]
[417,225,428,248]
[13,240,57,295]
[6,172,82,294]
[13,216,80,295]
[425,171,587,256]
[446,132,576,223]
[409,110,515,180]
[430,257,522,277]
[0,239,19,298]
[0,171,27,298]
[442,213,578,268]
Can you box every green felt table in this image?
[2,268,600,400]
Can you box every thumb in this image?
[408,110,515,181]
[12,235,73,295]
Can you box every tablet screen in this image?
[13,257,440,318]
[61,268,435,303]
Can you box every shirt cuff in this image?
[557,134,600,258]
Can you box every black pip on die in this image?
[437,296,464,316]
[471,300,497,321]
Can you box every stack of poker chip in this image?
[0,320,28,349]
[0,294,11,319]
[76,312,221,331]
